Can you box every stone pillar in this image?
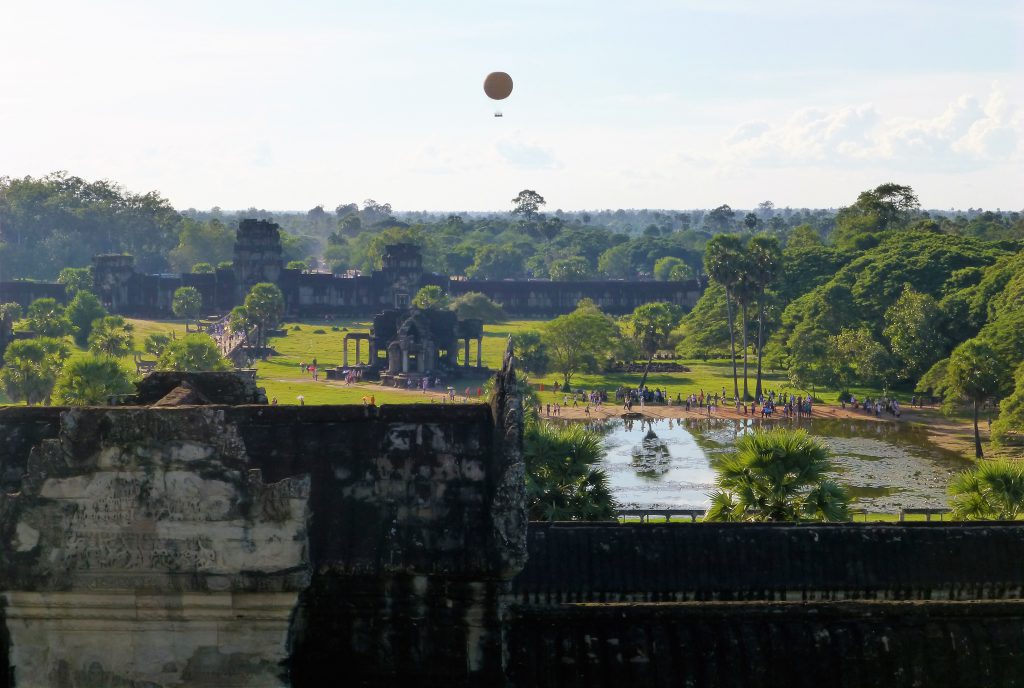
[369,342,377,367]
[464,339,470,368]
[355,339,361,365]
[477,338,483,368]
[343,337,349,368]
[403,350,409,373]
[418,350,426,373]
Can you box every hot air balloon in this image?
[484,72,513,117]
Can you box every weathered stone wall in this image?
[0,398,526,687]
[508,600,1024,688]
[449,278,702,315]
[507,522,1024,687]
[514,522,1024,603]
[0,282,67,310]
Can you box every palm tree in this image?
[749,235,782,399]
[949,461,1024,520]
[524,422,616,521]
[704,235,744,400]
[705,428,850,522]
[53,355,134,405]
[945,340,1003,459]
[87,315,135,358]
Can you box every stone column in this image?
[343,337,349,368]
[403,350,409,373]
[369,342,377,366]
[464,339,470,368]
[477,338,483,368]
[355,339,361,365]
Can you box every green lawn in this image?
[250,318,901,408]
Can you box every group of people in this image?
[847,395,901,418]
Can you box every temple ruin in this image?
[0,219,703,318]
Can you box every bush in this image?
[312,329,326,334]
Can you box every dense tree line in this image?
[7,173,1020,284]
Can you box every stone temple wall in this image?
[6,371,1024,686]
[506,523,1024,687]
[0,386,526,686]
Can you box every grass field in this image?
[252,318,895,407]
[0,315,934,412]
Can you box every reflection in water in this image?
[573,417,971,513]
[631,428,672,477]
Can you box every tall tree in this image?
[629,302,683,391]
[883,285,947,381]
[749,235,782,398]
[243,283,285,354]
[171,286,203,331]
[945,339,1003,458]
[542,302,620,388]
[66,290,107,348]
[704,235,744,399]
[510,189,546,220]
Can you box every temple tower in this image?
[92,254,137,311]
[380,243,422,308]
[233,219,283,300]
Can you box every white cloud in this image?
[715,84,1021,171]
[494,134,562,170]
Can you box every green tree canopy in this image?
[653,256,693,281]
[157,334,231,372]
[53,355,134,405]
[171,286,203,329]
[144,332,174,358]
[511,330,548,375]
[705,428,850,522]
[945,339,1004,458]
[191,262,215,274]
[542,301,621,387]
[549,256,590,281]
[25,297,73,339]
[949,461,1024,521]
[883,285,947,381]
[449,292,505,323]
[244,282,285,353]
[412,285,450,310]
[992,362,1024,447]
[87,315,135,358]
[66,290,107,348]
[0,337,69,405]
[58,267,93,296]
[524,421,615,521]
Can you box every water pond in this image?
[583,417,971,513]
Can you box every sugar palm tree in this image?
[53,355,134,405]
[949,461,1024,520]
[705,428,850,522]
[524,422,616,521]
[704,235,744,400]
[749,235,781,400]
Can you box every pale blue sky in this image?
[1,0,1021,211]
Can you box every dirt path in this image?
[275,376,987,458]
